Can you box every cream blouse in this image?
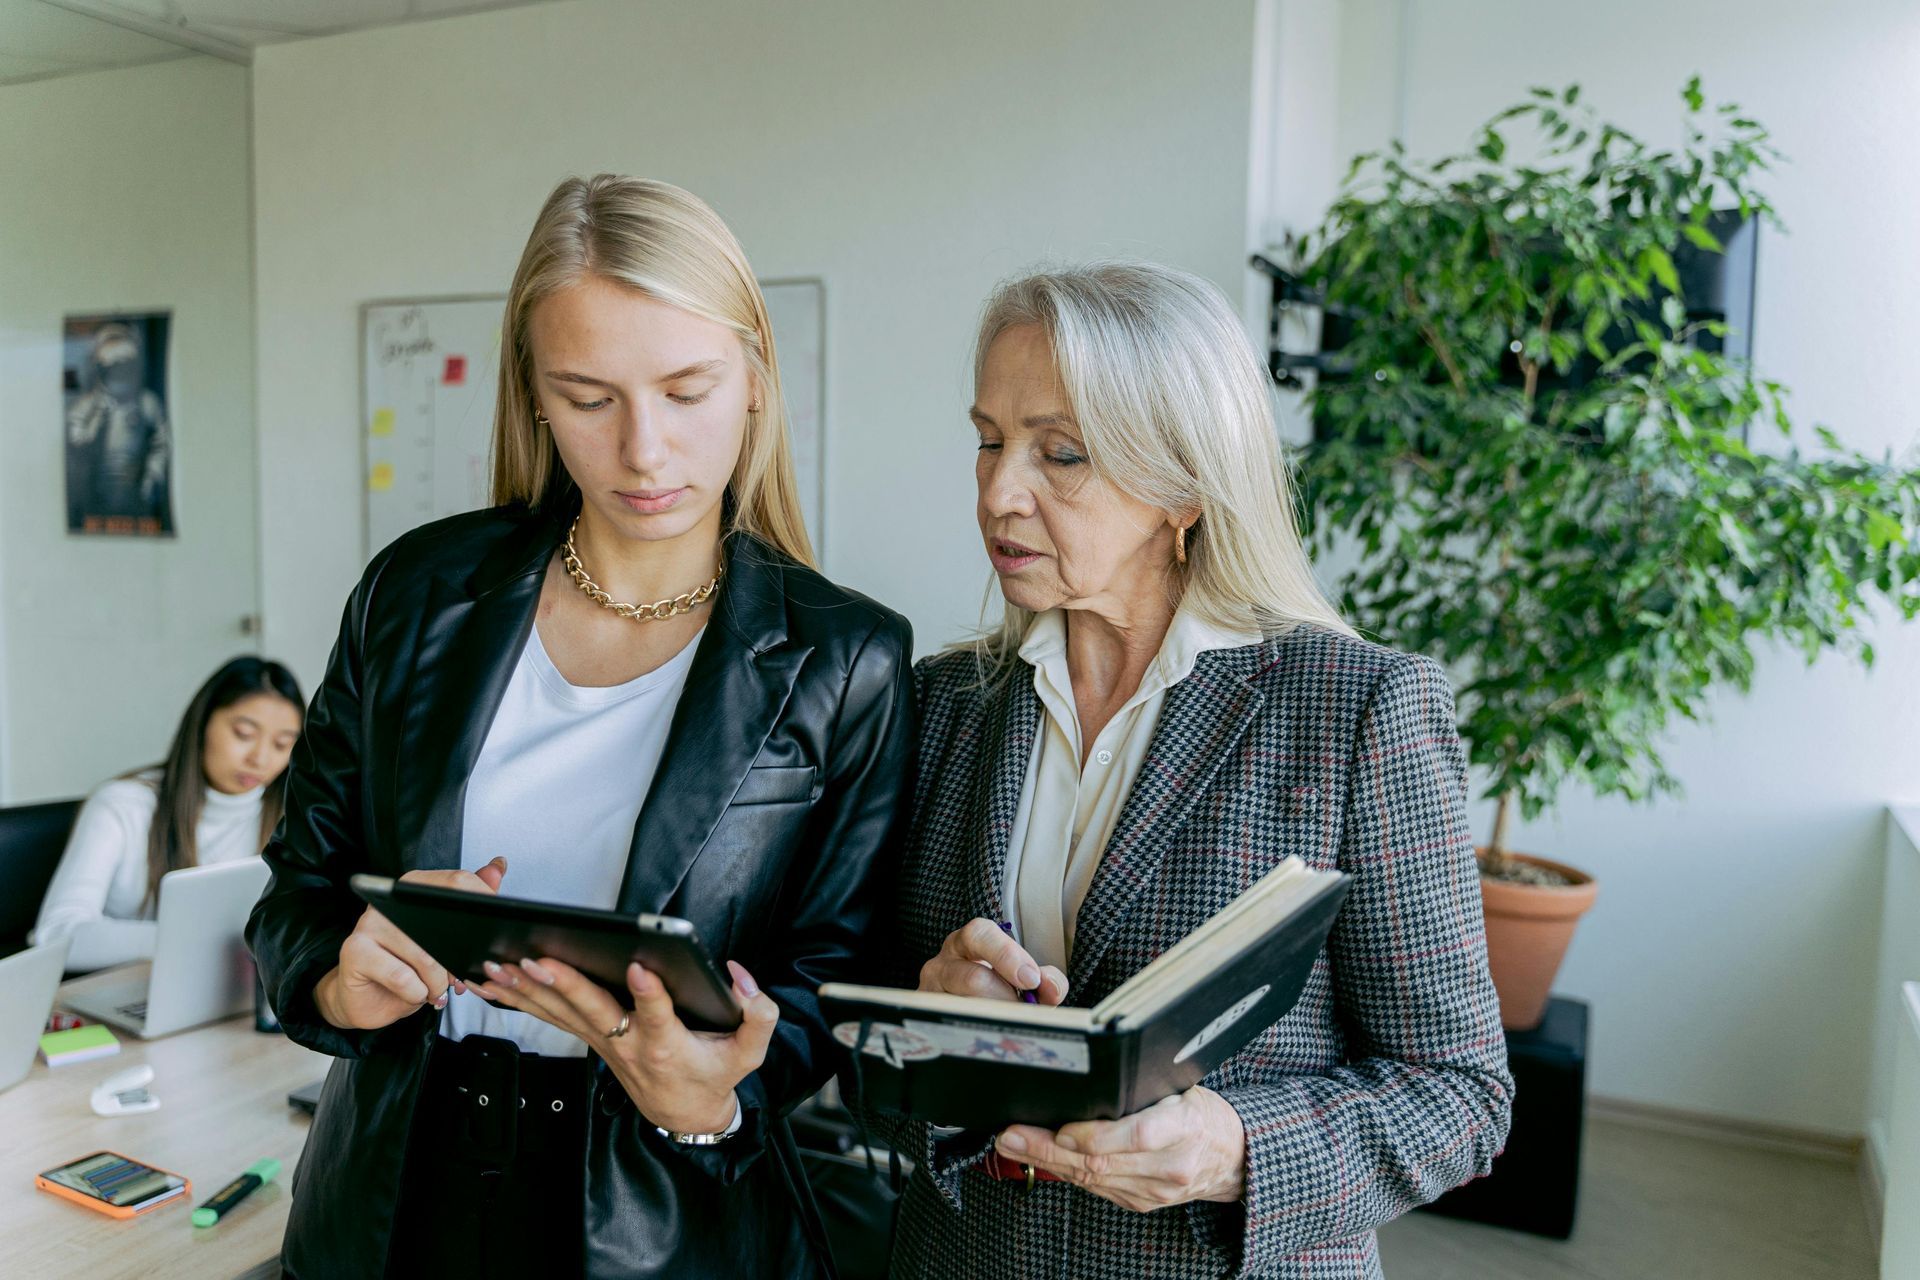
[1002,603,1261,973]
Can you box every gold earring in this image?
[749,399,761,413]
[1174,525,1188,565]
[533,405,550,427]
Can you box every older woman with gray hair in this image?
[886,261,1512,1279]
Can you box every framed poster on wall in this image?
[63,310,174,537]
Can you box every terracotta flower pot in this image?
[1477,851,1598,1031]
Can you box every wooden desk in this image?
[0,966,330,1280]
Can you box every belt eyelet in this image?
[551,1099,564,1112]
[477,1094,489,1107]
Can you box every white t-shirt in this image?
[439,621,702,1057]
[31,773,267,971]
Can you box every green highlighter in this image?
[190,1159,281,1228]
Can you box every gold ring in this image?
[1023,1162,1036,1192]
[606,1012,631,1039]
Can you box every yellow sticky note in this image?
[370,407,395,437]
[369,462,395,492]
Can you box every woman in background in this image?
[32,656,304,971]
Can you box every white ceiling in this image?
[0,0,562,86]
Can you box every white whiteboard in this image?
[362,281,826,561]
[362,296,505,556]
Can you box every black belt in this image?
[390,1036,591,1276]
[418,1033,591,1168]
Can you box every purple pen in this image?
[996,920,1040,1003]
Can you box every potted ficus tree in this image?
[1289,80,1920,1029]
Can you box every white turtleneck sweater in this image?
[30,772,267,972]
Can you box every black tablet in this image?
[349,874,742,1032]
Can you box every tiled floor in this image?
[1377,1118,1877,1279]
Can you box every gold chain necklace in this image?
[562,516,724,622]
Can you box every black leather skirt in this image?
[386,1034,591,1278]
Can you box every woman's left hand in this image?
[994,1087,1247,1212]
[473,956,778,1134]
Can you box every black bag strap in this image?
[847,1020,904,1194]
[772,1112,841,1280]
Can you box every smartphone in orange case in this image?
[36,1151,191,1218]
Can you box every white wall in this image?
[1882,977,1920,1274]
[1870,810,1920,1202]
[1297,0,1920,1135]
[0,57,259,802]
[250,0,1262,689]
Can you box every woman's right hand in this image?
[917,918,1070,1005]
[312,857,508,1030]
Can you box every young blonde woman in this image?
[248,176,914,1279]
[886,262,1511,1279]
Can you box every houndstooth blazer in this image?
[881,624,1514,1280]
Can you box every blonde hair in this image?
[968,260,1351,666]
[491,175,814,566]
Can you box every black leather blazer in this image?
[246,507,915,1279]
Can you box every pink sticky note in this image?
[443,355,467,386]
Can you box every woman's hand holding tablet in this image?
[346,871,745,1031]
[313,857,509,1030]
[472,955,779,1135]
[335,866,772,1132]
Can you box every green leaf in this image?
[1583,308,1613,358]
[1683,76,1705,112]
[1643,246,1682,295]
[1866,508,1904,550]
[1681,222,1724,253]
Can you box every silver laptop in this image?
[62,858,271,1039]
[0,938,70,1090]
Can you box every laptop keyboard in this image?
[117,1001,148,1020]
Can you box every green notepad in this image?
[39,1024,120,1067]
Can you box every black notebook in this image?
[820,857,1348,1130]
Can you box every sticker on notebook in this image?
[1174,984,1272,1064]
[903,1019,1090,1074]
[832,1021,939,1069]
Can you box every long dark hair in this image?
[127,656,304,910]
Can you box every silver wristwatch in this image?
[657,1094,744,1145]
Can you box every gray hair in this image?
[966,259,1351,668]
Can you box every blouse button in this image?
[1095,749,1113,766]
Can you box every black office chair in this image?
[0,798,82,956]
